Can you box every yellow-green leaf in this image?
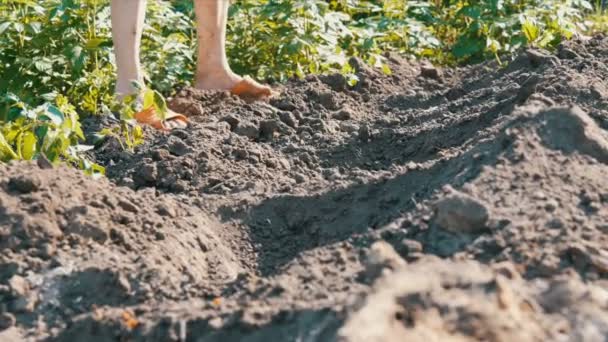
[522,20,539,42]
[133,125,144,146]
[381,63,392,75]
[153,91,168,120]
[0,131,18,160]
[21,131,37,160]
[143,89,155,110]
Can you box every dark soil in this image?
[2,35,608,341]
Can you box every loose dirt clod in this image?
[434,190,490,233]
[8,174,41,193]
[539,106,608,163]
[363,241,406,282]
[4,36,608,340]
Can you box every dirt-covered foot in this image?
[134,107,189,130]
[195,69,241,91]
[196,70,273,101]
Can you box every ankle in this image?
[115,77,144,98]
[195,69,241,90]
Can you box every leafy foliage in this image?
[0,92,104,175]
[0,0,604,170]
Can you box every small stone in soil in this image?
[154,231,165,241]
[420,64,442,80]
[533,191,546,200]
[406,161,419,171]
[545,199,559,211]
[118,199,138,213]
[36,154,54,169]
[265,159,278,168]
[156,204,177,218]
[333,109,353,121]
[401,239,423,255]
[152,148,170,161]
[293,173,307,184]
[140,163,158,183]
[220,115,240,130]
[434,190,490,233]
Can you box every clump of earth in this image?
[2,35,608,341]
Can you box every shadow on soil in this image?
[223,98,520,275]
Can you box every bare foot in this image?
[134,107,189,131]
[164,110,189,129]
[195,70,241,90]
[195,70,274,101]
[116,86,189,130]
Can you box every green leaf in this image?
[130,81,145,92]
[41,92,58,102]
[346,74,359,87]
[66,45,85,72]
[0,132,18,161]
[459,6,481,19]
[143,89,155,110]
[152,90,168,120]
[84,38,109,50]
[83,162,105,178]
[522,20,539,42]
[141,87,168,119]
[26,22,41,34]
[452,36,484,58]
[0,22,11,35]
[34,125,48,142]
[381,63,392,75]
[21,131,37,160]
[42,105,65,125]
[132,125,144,146]
[33,59,53,73]
[13,22,24,33]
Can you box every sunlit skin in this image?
[110,0,271,129]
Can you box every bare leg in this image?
[193,0,273,99]
[111,0,146,98]
[111,0,187,129]
[193,0,240,90]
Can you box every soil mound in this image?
[341,252,608,342]
[3,35,608,340]
[0,162,238,340]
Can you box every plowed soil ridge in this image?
[1,36,608,341]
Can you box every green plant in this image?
[0,93,104,175]
[0,0,604,173]
[0,0,190,170]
